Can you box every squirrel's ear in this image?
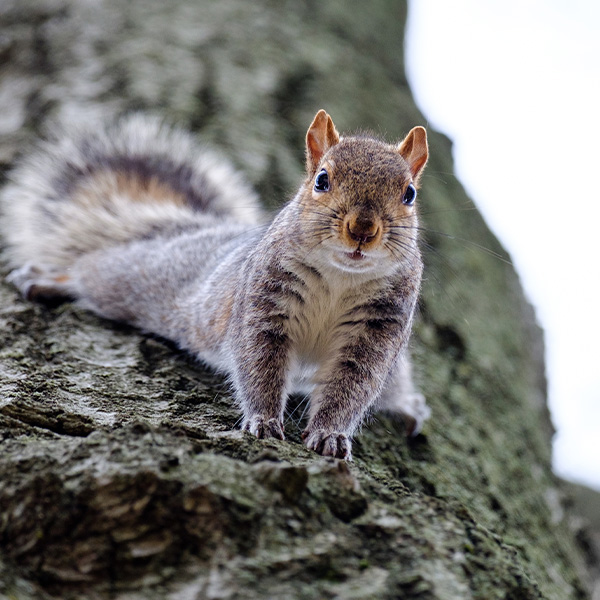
[306,110,340,176]
[397,126,428,185]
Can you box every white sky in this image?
[406,0,600,490]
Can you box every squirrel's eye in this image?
[403,183,417,206]
[314,169,330,192]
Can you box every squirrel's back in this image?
[0,114,262,268]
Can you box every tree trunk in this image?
[0,1,593,598]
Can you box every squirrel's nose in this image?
[347,217,379,244]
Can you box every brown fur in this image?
[73,170,189,207]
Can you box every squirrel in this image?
[1,109,430,460]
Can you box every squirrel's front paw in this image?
[244,415,285,440]
[302,428,352,460]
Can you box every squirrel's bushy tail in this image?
[1,114,262,268]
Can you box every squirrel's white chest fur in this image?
[292,279,346,358]
[283,266,378,393]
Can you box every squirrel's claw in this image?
[381,392,430,437]
[6,263,42,299]
[7,263,74,302]
[302,428,352,461]
[244,415,285,440]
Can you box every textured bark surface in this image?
[0,1,594,598]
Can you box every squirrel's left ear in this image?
[306,110,340,176]
[397,126,428,186]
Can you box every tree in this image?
[0,1,591,598]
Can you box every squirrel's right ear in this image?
[306,110,340,176]
[397,126,428,186]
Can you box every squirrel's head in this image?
[301,109,428,276]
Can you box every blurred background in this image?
[406,0,600,492]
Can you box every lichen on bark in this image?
[0,0,592,598]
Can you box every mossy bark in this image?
[0,1,592,598]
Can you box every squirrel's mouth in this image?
[330,246,378,273]
[345,249,365,260]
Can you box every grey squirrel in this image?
[1,110,430,459]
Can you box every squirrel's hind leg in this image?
[7,263,77,303]
[378,354,430,436]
